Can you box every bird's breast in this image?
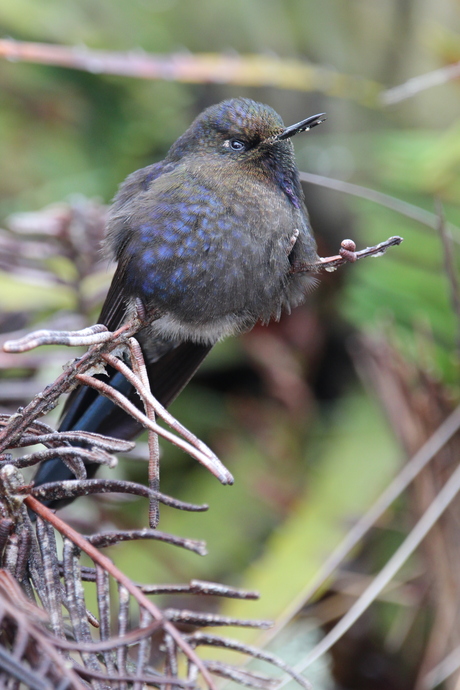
[118,165,316,343]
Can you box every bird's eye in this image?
[228,138,246,151]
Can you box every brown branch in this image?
[184,579,259,599]
[4,446,117,472]
[30,478,208,512]
[75,372,232,484]
[0,38,381,104]
[291,235,403,275]
[87,528,207,556]
[102,346,228,478]
[187,633,312,690]
[0,319,141,451]
[128,337,161,527]
[2,316,233,486]
[24,494,219,690]
[164,608,272,629]
[202,661,278,690]
[4,428,135,453]
[2,324,111,352]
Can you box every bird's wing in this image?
[59,253,213,438]
[33,161,217,491]
[98,260,130,331]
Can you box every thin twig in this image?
[150,579,259,599]
[95,564,117,676]
[164,608,272,629]
[30,478,208,512]
[294,235,403,275]
[87,528,207,556]
[117,583,129,690]
[0,319,140,451]
[35,518,66,639]
[63,538,103,682]
[203,661,278,690]
[380,61,460,105]
[3,324,111,352]
[299,171,460,242]
[75,372,233,484]
[187,633,312,690]
[128,337,161,528]
[102,349,224,467]
[9,429,135,452]
[4,446,116,472]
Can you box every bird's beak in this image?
[275,113,326,141]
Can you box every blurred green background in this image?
[1,2,460,688]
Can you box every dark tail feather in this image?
[32,340,213,495]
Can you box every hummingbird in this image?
[33,97,324,492]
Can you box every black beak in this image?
[276,113,326,141]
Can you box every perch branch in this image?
[291,235,403,275]
[102,347,224,472]
[1,313,233,486]
[0,318,141,450]
[75,373,232,484]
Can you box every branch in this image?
[3,323,115,353]
[380,60,460,105]
[29,478,208,512]
[299,171,460,241]
[0,38,380,104]
[291,235,403,275]
[0,318,141,451]
[1,315,233,486]
[75,372,232,484]
[24,494,219,690]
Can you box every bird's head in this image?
[167,98,325,173]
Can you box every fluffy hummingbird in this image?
[33,97,324,492]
